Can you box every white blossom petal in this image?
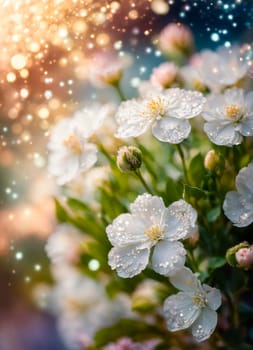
[164,292,200,331]
[48,154,80,186]
[204,121,242,146]
[223,191,253,227]
[203,285,222,311]
[163,88,206,119]
[152,117,191,144]
[130,193,165,227]
[240,117,253,137]
[191,307,218,342]
[106,213,146,246]
[162,200,197,240]
[235,162,253,197]
[108,243,150,278]
[115,100,153,139]
[169,267,201,292]
[151,241,186,276]
[79,143,98,171]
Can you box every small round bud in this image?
[236,246,253,269]
[226,241,250,267]
[116,146,142,173]
[204,150,221,172]
[158,23,194,63]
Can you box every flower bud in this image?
[226,241,250,267]
[235,246,253,269]
[116,146,142,173]
[204,150,221,172]
[150,62,178,89]
[158,23,194,63]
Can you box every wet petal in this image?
[106,213,146,246]
[115,99,153,139]
[223,191,253,227]
[152,240,186,276]
[130,193,165,227]
[169,267,201,292]
[162,200,198,240]
[108,243,150,278]
[235,162,253,198]
[203,285,222,311]
[239,117,253,137]
[152,117,191,144]
[163,89,206,119]
[191,308,218,342]
[204,121,242,146]
[164,292,200,331]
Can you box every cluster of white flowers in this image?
[48,103,114,185]
[45,28,253,348]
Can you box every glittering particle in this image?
[151,0,169,15]
[15,251,23,260]
[88,259,100,271]
[11,54,27,70]
[211,33,220,42]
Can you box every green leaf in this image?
[54,198,68,222]
[165,177,181,203]
[207,206,221,222]
[208,256,226,272]
[67,197,90,213]
[188,153,205,186]
[94,319,163,347]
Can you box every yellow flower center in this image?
[146,97,166,119]
[63,133,82,154]
[145,224,163,241]
[192,295,208,308]
[225,104,243,121]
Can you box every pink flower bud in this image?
[158,23,194,60]
[150,62,178,88]
[235,246,253,269]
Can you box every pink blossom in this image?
[236,246,253,268]
[150,62,178,88]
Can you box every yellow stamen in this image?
[192,295,208,307]
[63,133,82,154]
[146,97,165,118]
[145,224,163,241]
[225,104,242,121]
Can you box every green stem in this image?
[112,81,126,101]
[134,169,153,194]
[187,250,198,272]
[176,144,189,184]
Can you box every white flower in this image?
[150,62,178,89]
[196,46,248,92]
[158,23,194,59]
[45,224,83,265]
[48,104,111,185]
[66,166,110,204]
[88,52,132,87]
[106,193,197,278]
[202,88,253,146]
[223,161,253,227]
[52,272,132,349]
[164,267,222,342]
[115,88,206,144]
